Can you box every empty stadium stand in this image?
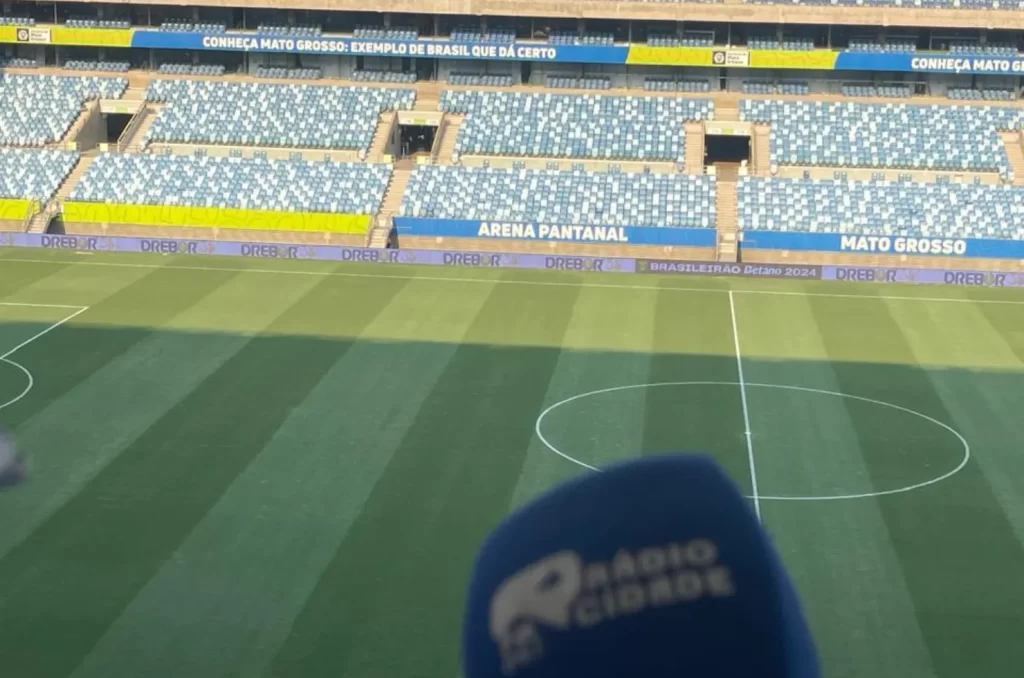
[143,80,415,152]
[738,176,1024,241]
[0,74,127,146]
[0,148,79,203]
[741,99,1024,178]
[401,165,717,229]
[441,91,713,161]
[71,153,392,215]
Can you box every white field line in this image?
[729,291,761,521]
[0,301,89,310]
[0,306,89,362]
[3,256,1024,307]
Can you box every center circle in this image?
[535,381,970,501]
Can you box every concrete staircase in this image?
[1000,132,1024,186]
[433,114,465,164]
[752,124,773,176]
[684,122,705,174]
[714,97,740,123]
[368,166,413,247]
[368,111,398,160]
[367,220,391,248]
[28,153,98,233]
[414,83,442,112]
[123,104,163,152]
[715,164,740,263]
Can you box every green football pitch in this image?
[2,248,1024,678]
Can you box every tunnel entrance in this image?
[705,133,751,165]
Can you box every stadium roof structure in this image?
[52,0,1024,30]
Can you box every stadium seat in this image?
[441,91,712,161]
[0,74,127,146]
[739,176,1024,241]
[144,80,415,152]
[0,148,80,202]
[71,154,393,215]
[401,165,717,229]
[741,99,1024,178]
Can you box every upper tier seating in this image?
[354,26,418,41]
[0,74,127,146]
[401,165,717,228]
[644,78,712,93]
[65,18,131,29]
[741,100,1024,177]
[647,33,715,48]
[548,31,615,46]
[746,0,1024,7]
[256,66,322,80]
[144,80,415,152]
[545,75,611,90]
[739,176,1024,241]
[0,148,79,202]
[159,21,226,33]
[64,60,130,73]
[842,83,912,98]
[449,73,515,87]
[441,91,713,162]
[257,24,322,37]
[848,38,917,53]
[157,64,225,76]
[0,17,34,26]
[71,154,392,215]
[948,87,1017,101]
[352,70,417,84]
[450,27,516,43]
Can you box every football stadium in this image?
[2,0,1024,676]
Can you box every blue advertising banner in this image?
[394,218,717,247]
[741,231,1024,260]
[131,31,628,63]
[834,52,1024,75]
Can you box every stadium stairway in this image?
[434,114,465,164]
[752,125,772,176]
[414,82,441,112]
[684,122,705,174]
[369,111,398,160]
[715,164,739,263]
[122,104,163,152]
[28,151,98,234]
[370,165,412,247]
[1000,131,1024,186]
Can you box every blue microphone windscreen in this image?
[463,455,819,678]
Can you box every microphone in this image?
[463,455,819,678]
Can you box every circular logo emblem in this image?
[712,51,726,65]
[16,28,29,42]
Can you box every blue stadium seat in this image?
[0,74,127,146]
[401,165,717,229]
[441,91,712,162]
[739,176,1024,241]
[0,148,79,202]
[71,154,393,215]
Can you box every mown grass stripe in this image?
[0,274,411,678]
[68,279,499,678]
[732,293,936,678]
[0,272,326,562]
[266,275,582,678]
[641,286,748,482]
[809,295,1024,678]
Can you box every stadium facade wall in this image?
[7,27,1024,75]
[0,199,34,223]
[36,0,1024,31]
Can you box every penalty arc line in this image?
[0,306,89,412]
[729,291,761,522]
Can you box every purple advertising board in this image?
[3,233,1024,288]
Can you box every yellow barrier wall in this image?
[62,202,372,234]
[0,26,134,48]
[0,199,34,222]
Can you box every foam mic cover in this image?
[463,455,819,678]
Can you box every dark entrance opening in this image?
[399,125,436,159]
[105,113,133,143]
[705,134,751,165]
[46,215,65,235]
